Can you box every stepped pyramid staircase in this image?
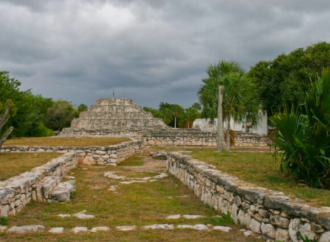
[60,98,169,136]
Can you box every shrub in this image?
[0,216,8,226]
[271,70,330,188]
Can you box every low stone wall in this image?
[2,140,143,166]
[167,152,330,242]
[0,152,77,217]
[143,130,268,147]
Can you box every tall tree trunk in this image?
[226,115,231,151]
[0,126,13,149]
[217,86,224,151]
[174,117,177,128]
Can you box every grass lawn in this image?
[4,137,131,147]
[0,153,61,181]
[0,155,258,242]
[189,149,330,207]
[118,156,144,166]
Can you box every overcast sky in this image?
[1,0,330,108]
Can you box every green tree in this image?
[199,61,260,151]
[248,42,330,116]
[46,100,77,131]
[181,106,200,128]
[77,104,88,114]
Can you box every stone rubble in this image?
[108,185,117,192]
[177,224,209,231]
[58,214,71,218]
[143,224,174,230]
[213,226,232,232]
[73,210,95,220]
[49,227,64,234]
[104,172,126,180]
[72,227,88,233]
[166,215,181,220]
[8,225,45,234]
[50,180,76,202]
[91,226,110,232]
[116,226,137,231]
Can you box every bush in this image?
[271,70,330,188]
[0,216,8,226]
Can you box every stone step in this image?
[49,180,76,203]
[79,112,154,119]
[88,105,143,113]
[71,119,167,129]
[94,98,134,106]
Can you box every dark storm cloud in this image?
[1,0,330,108]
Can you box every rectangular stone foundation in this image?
[166,152,330,242]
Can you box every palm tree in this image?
[198,61,260,151]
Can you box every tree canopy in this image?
[248,41,330,116]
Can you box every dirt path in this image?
[1,154,259,242]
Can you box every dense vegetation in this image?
[198,61,260,150]
[271,70,330,188]
[248,42,330,116]
[143,102,201,128]
[0,71,87,137]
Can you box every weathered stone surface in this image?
[177,224,208,230]
[143,224,174,230]
[166,215,181,220]
[8,225,45,233]
[276,228,290,242]
[116,226,137,231]
[319,231,330,242]
[270,215,290,228]
[91,227,110,232]
[213,226,232,232]
[261,223,276,239]
[72,227,88,233]
[74,210,95,220]
[0,226,7,233]
[249,219,261,233]
[49,180,76,202]
[49,227,64,234]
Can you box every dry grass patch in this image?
[190,149,330,207]
[0,153,61,181]
[4,137,131,147]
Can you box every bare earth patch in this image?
[4,137,131,147]
[0,153,61,181]
[1,154,259,242]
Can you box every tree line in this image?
[0,71,87,137]
[1,41,330,139]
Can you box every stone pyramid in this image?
[60,98,168,136]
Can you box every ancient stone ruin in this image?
[60,98,168,136]
[60,98,268,147]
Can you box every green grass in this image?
[118,156,144,166]
[0,153,61,181]
[189,149,330,207]
[4,137,131,147]
[2,156,258,242]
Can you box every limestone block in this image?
[276,228,290,242]
[289,218,301,242]
[319,232,330,242]
[261,223,276,239]
[249,219,261,233]
[270,215,290,228]
[83,155,95,166]
[298,223,317,241]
